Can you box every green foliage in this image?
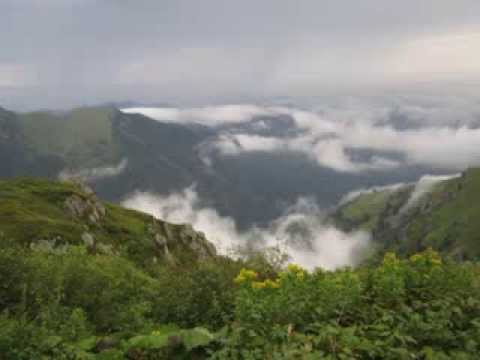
[0,177,215,267]
[18,106,119,168]
[333,169,480,260]
[151,257,242,330]
[0,241,234,359]
[213,250,480,359]
[3,177,480,358]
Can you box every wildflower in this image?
[278,263,306,282]
[264,279,280,289]
[383,252,399,265]
[251,281,266,289]
[234,268,258,284]
[410,249,442,266]
[410,254,422,263]
[287,264,304,274]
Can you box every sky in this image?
[2,0,480,110]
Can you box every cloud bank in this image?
[123,96,480,173]
[122,187,370,270]
[3,1,480,110]
[58,159,128,182]
[400,173,461,213]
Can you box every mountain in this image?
[332,168,480,259]
[0,104,437,229]
[0,177,216,267]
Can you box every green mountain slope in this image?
[333,168,480,259]
[17,107,120,168]
[0,178,216,267]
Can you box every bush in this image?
[213,250,480,359]
[152,257,242,330]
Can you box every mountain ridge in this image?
[0,177,217,267]
[332,168,480,259]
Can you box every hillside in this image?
[0,178,216,267]
[333,168,480,259]
[17,107,120,169]
[0,104,435,229]
[1,178,480,358]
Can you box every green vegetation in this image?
[2,231,480,359]
[213,250,480,359]
[18,106,120,168]
[2,176,480,358]
[402,169,480,257]
[335,187,412,231]
[0,178,216,268]
[333,169,480,260]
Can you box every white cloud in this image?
[400,173,461,213]
[0,63,37,87]
[122,104,275,126]
[58,159,128,182]
[339,183,408,206]
[122,187,370,270]
[122,96,480,173]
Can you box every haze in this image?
[2,0,480,110]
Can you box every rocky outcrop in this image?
[178,224,217,260]
[148,221,217,264]
[64,182,106,225]
[0,177,218,266]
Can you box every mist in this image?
[400,173,461,213]
[2,1,480,110]
[58,159,128,183]
[122,187,370,270]
[123,96,480,174]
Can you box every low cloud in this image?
[339,183,408,206]
[338,173,461,214]
[400,173,461,213]
[123,96,480,173]
[122,105,276,126]
[58,159,128,182]
[122,186,370,270]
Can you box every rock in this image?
[81,232,95,247]
[64,192,105,225]
[153,233,175,264]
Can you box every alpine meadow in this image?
[2,1,480,359]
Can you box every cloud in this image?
[122,105,276,126]
[3,1,480,109]
[0,63,37,87]
[124,96,480,173]
[400,173,461,213]
[122,187,370,270]
[58,159,128,182]
[339,183,408,206]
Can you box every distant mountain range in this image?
[0,105,438,229]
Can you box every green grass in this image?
[17,106,120,168]
[340,190,394,230]
[404,169,480,257]
[0,178,213,267]
[336,168,480,259]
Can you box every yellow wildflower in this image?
[383,252,399,265]
[409,249,442,266]
[251,281,267,289]
[234,268,258,284]
[410,254,422,263]
[264,279,280,289]
[296,271,305,281]
[287,264,304,274]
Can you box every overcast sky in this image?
[2,0,480,110]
